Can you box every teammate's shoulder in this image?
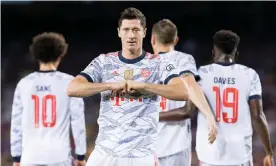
[172,51,195,63]
[104,51,120,57]
[233,63,257,73]
[175,51,193,58]
[16,72,37,87]
[19,72,38,81]
[198,64,212,73]
[94,51,119,60]
[55,71,75,80]
[146,52,160,60]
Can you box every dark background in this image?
[1,1,276,165]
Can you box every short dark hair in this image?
[152,19,177,44]
[118,7,146,28]
[29,32,68,63]
[213,30,240,54]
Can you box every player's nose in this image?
[128,30,135,38]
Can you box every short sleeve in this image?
[248,70,262,100]
[78,55,104,83]
[178,54,200,81]
[158,60,180,85]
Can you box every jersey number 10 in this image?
[32,94,56,128]
[213,86,239,123]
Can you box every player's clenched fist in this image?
[108,80,127,92]
[126,80,146,94]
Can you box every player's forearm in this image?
[71,118,87,156]
[182,77,214,120]
[71,128,87,157]
[252,112,273,156]
[10,107,23,159]
[143,83,188,101]
[67,80,110,97]
[10,131,22,162]
[160,99,197,121]
[159,107,189,121]
[10,123,22,159]
[10,134,22,161]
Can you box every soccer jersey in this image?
[79,50,179,158]
[10,71,86,165]
[156,51,199,157]
[196,62,262,165]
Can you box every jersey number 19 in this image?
[213,86,239,123]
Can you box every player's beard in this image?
[127,44,139,54]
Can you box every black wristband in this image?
[12,156,21,162]
[77,155,85,161]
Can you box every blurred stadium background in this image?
[1,1,276,165]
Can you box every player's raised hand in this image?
[263,154,274,166]
[75,159,86,166]
[13,162,20,166]
[207,117,218,144]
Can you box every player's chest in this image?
[102,65,158,83]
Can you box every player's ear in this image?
[117,28,121,38]
[212,49,215,59]
[143,28,147,38]
[235,51,239,60]
[174,36,179,46]
[151,35,155,46]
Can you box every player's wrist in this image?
[106,83,112,90]
[76,154,85,161]
[266,151,273,157]
[12,156,21,162]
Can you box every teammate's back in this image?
[150,19,203,166]
[196,30,273,166]
[198,63,258,132]
[18,72,75,158]
[10,32,87,166]
[196,63,259,164]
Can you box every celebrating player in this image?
[166,30,274,166]
[67,7,216,166]
[149,19,199,166]
[10,32,87,166]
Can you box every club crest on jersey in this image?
[166,64,175,71]
[124,70,133,80]
[141,69,151,77]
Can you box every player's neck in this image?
[39,63,57,71]
[153,44,174,54]
[122,48,143,59]
[216,54,235,63]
